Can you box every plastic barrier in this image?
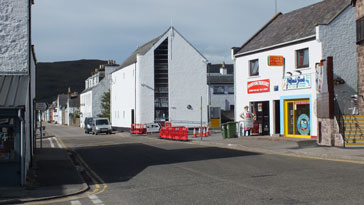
[131,124,147,134]
[159,126,188,141]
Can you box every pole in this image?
[200,96,203,141]
[40,111,43,149]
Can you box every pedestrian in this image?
[240,105,253,136]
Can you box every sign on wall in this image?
[282,74,311,90]
[268,56,284,66]
[247,79,270,94]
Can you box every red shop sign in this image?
[247,79,270,94]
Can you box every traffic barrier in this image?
[159,126,188,141]
[131,124,147,134]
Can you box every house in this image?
[232,0,355,143]
[0,0,36,186]
[207,63,234,127]
[80,60,119,127]
[55,94,67,125]
[65,90,80,126]
[111,27,208,130]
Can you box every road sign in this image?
[36,102,47,111]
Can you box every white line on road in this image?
[53,137,63,148]
[71,200,82,205]
[88,194,104,205]
[48,138,55,148]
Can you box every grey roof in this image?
[115,35,164,71]
[207,75,234,84]
[57,94,67,107]
[207,64,234,74]
[236,0,351,56]
[69,95,80,107]
[0,75,29,108]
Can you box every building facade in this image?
[80,61,118,127]
[0,0,36,186]
[111,27,208,129]
[233,0,354,140]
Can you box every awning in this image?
[0,75,29,109]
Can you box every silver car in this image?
[92,118,112,135]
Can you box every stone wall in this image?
[0,0,29,74]
[318,118,344,147]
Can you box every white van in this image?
[92,118,112,135]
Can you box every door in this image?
[274,100,280,134]
[284,99,310,138]
[131,109,135,124]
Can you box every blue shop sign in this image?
[282,74,311,90]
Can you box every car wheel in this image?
[95,131,98,135]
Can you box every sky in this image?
[32,0,322,64]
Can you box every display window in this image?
[0,117,19,162]
[284,99,311,138]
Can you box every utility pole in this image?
[200,96,203,141]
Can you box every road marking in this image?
[71,200,82,205]
[53,137,63,148]
[48,138,55,148]
[88,194,104,205]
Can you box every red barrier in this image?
[131,124,146,134]
[159,126,188,141]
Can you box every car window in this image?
[96,119,109,125]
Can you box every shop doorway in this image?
[274,100,280,134]
[251,101,270,135]
[284,99,310,138]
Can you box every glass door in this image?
[284,99,310,138]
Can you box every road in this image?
[44,123,364,205]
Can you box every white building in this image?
[233,0,355,139]
[111,27,208,130]
[80,61,118,127]
[0,0,36,186]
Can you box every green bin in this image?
[221,122,238,138]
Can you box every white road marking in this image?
[53,137,63,148]
[88,194,104,205]
[48,138,55,148]
[71,200,82,205]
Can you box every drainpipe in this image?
[18,109,25,186]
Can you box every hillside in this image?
[36,59,107,103]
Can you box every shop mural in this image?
[296,114,310,135]
[282,74,311,90]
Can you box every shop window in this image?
[296,48,309,69]
[0,118,18,162]
[249,59,259,76]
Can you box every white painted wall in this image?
[111,63,136,128]
[80,91,92,128]
[318,6,357,114]
[168,29,208,126]
[235,40,322,137]
[208,85,234,111]
[0,0,29,74]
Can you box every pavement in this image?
[0,134,89,204]
[1,127,364,204]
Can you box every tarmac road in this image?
[45,123,364,205]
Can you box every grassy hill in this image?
[36,59,107,103]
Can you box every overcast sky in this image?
[32,0,322,64]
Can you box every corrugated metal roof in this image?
[0,75,29,108]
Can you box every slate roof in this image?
[0,75,29,108]
[236,0,351,56]
[114,35,164,72]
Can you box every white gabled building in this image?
[233,0,355,140]
[80,61,118,127]
[111,27,208,130]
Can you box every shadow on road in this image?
[74,143,260,185]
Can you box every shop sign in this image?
[282,74,311,90]
[315,62,324,93]
[247,79,270,94]
[268,56,284,66]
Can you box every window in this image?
[249,59,259,76]
[213,85,225,94]
[296,48,309,68]
[357,16,364,43]
[227,85,234,94]
[0,118,18,162]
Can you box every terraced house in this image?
[232,0,357,146]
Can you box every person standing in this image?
[240,105,253,136]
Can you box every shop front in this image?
[250,101,270,135]
[281,97,312,139]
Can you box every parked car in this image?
[84,117,94,134]
[92,118,112,135]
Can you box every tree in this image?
[98,90,110,119]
